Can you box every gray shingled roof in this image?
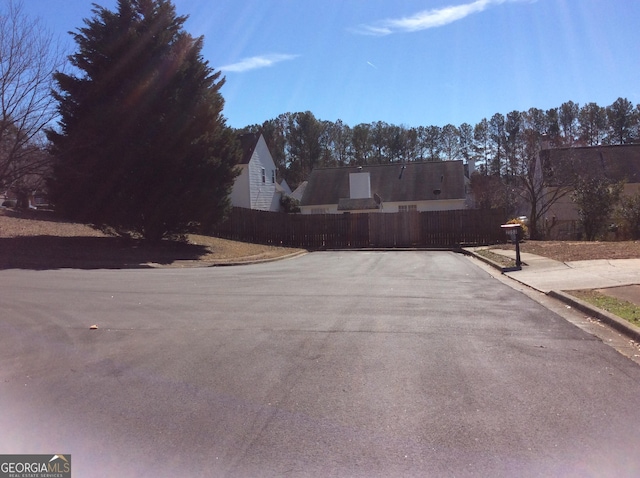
[542,144,640,186]
[301,161,466,206]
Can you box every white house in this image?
[299,161,468,214]
[230,133,283,212]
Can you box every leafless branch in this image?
[0,0,66,190]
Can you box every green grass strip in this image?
[569,290,640,327]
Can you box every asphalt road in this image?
[2,251,640,477]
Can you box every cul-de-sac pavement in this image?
[2,251,640,477]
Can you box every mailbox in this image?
[500,223,522,268]
[502,223,522,241]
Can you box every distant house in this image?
[540,143,640,238]
[289,181,307,202]
[230,133,284,212]
[299,161,468,214]
[1,187,49,209]
[278,178,292,196]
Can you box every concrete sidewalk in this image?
[480,248,640,342]
[492,249,640,295]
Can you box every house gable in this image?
[231,133,281,212]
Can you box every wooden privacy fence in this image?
[213,208,507,249]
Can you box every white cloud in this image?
[352,0,531,36]
[218,54,299,73]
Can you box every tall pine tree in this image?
[48,0,239,240]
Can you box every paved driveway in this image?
[2,251,640,477]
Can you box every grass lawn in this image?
[568,290,640,328]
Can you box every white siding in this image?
[382,199,466,212]
[230,134,281,212]
[299,204,339,214]
[300,200,465,214]
[247,136,278,211]
[229,165,250,208]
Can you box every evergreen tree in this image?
[578,102,607,146]
[606,97,636,144]
[440,124,460,161]
[472,118,490,173]
[488,113,505,175]
[558,100,579,145]
[259,115,288,174]
[285,111,323,187]
[545,108,561,145]
[504,111,522,176]
[370,121,389,164]
[423,126,442,162]
[326,120,352,167]
[351,123,372,166]
[47,0,239,240]
[458,123,474,163]
[386,124,408,163]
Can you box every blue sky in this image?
[21,0,640,130]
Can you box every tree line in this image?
[241,100,639,191]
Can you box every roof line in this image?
[308,159,464,171]
[542,143,640,153]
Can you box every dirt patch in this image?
[0,208,305,269]
[0,208,108,238]
[491,240,640,262]
[472,249,516,268]
[595,285,640,308]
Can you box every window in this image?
[398,204,417,212]
[271,170,276,184]
[261,167,266,184]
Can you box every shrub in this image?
[571,177,622,241]
[507,217,529,239]
[280,195,301,213]
[615,192,640,240]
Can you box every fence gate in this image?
[369,212,421,247]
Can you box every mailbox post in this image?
[500,223,522,269]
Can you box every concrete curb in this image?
[464,249,640,343]
[460,249,520,273]
[548,290,640,344]
[205,250,308,267]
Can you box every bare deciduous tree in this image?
[515,131,572,239]
[0,0,65,193]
